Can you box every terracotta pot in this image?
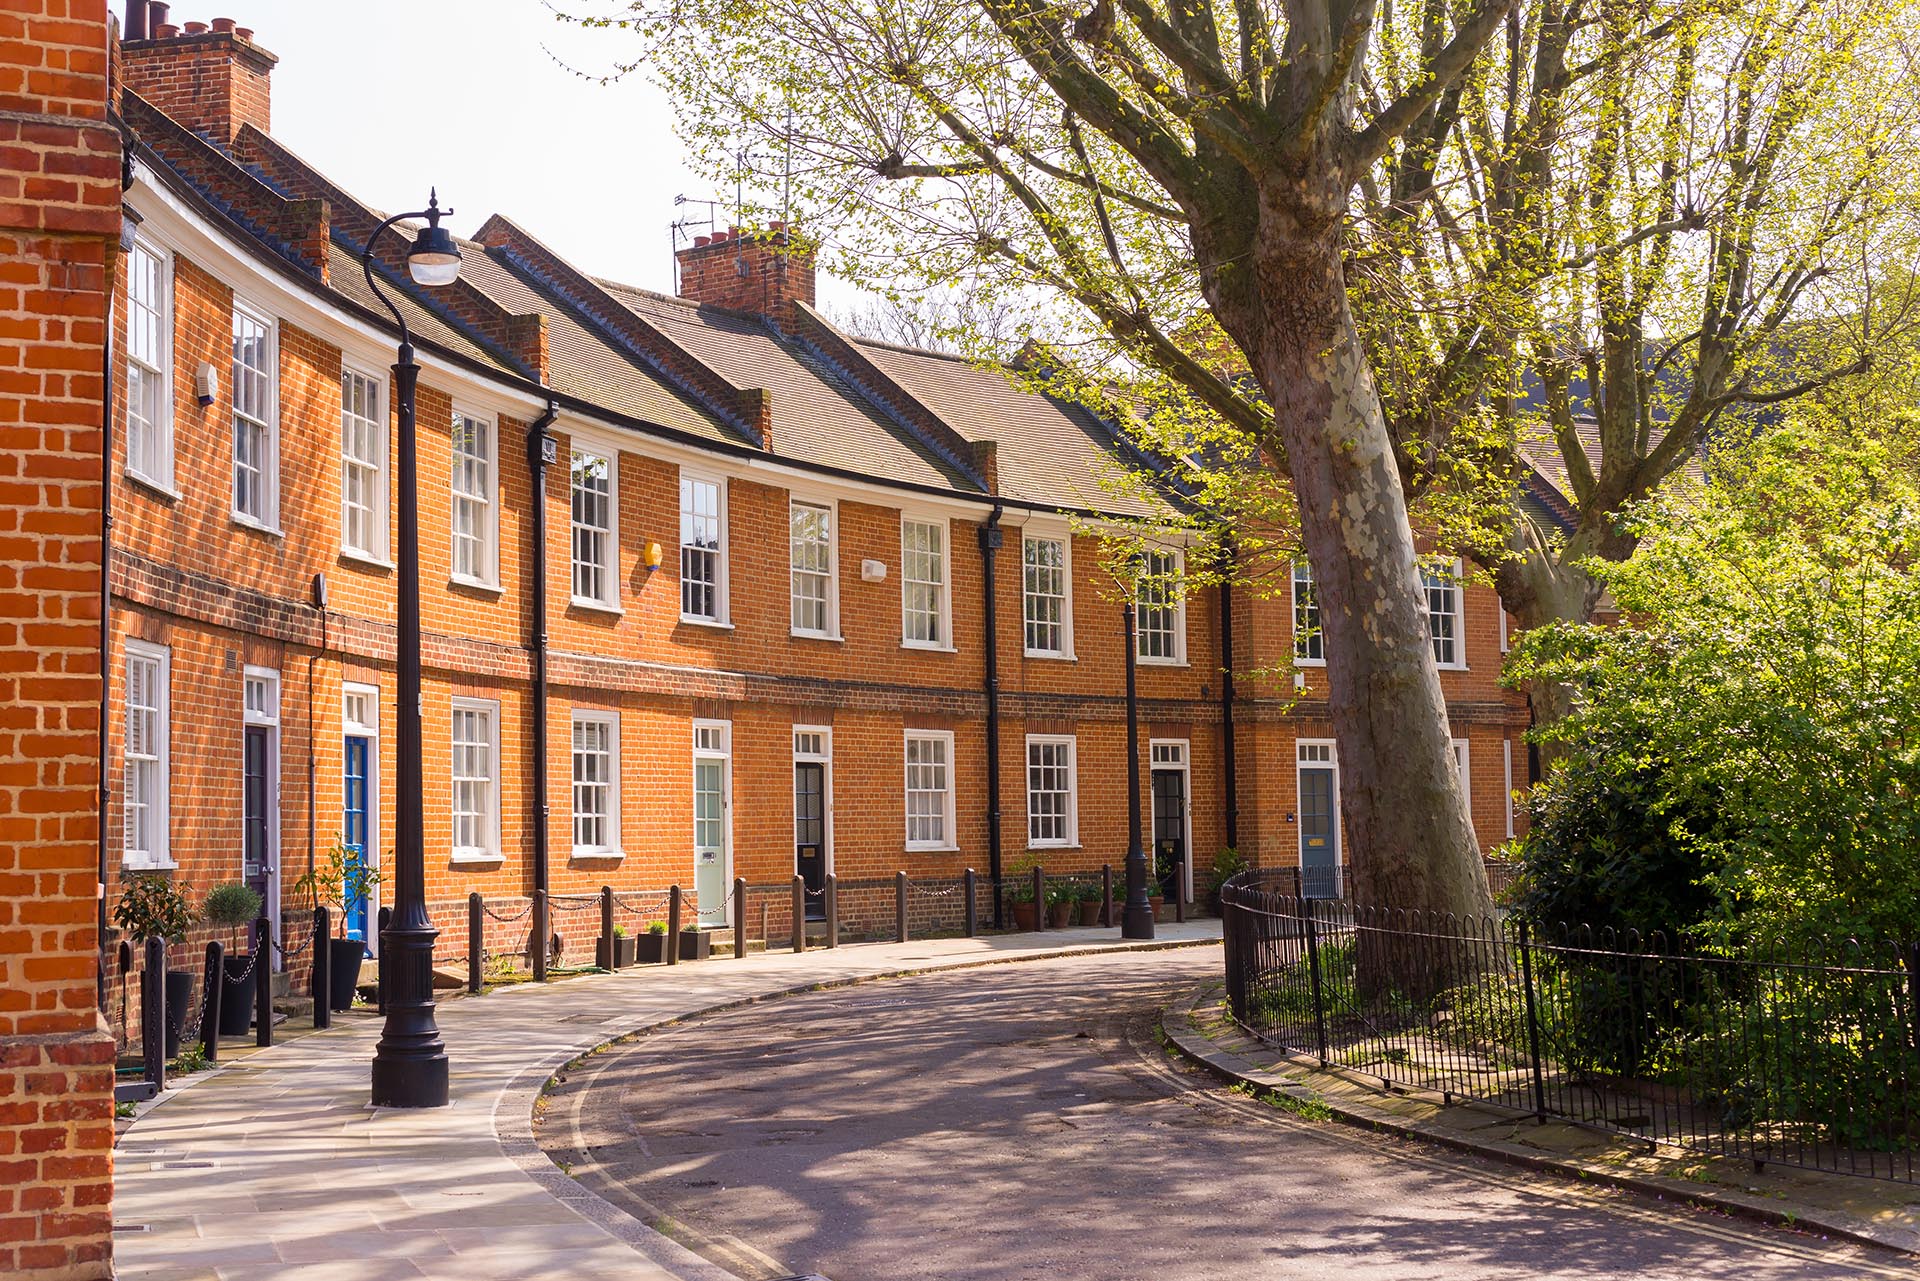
[1077,900,1103,926]
[1010,900,1038,930]
[1047,901,1073,928]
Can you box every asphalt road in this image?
[538,947,1913,1281]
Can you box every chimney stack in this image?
[120,11,276,148]
[674,224,816,316]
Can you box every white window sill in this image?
[450,851,505,867]
[450,575,504,596]
[906,843,960,854]
[791,629,844,643]
[340,547,394,572]
[232,514,284,539]
[570,847,623,861]
[122,856,178,873]
[903,641,957,654]
[1293,657,1326,669]
[679,614,734,631]
[1025,650,1076,662]
[125,470,180,502]
[1025,842,1082,853]
[570,597,625,617]
[1138,657,1189,668]
[1437,662,1469,672]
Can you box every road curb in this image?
[1161,982,1920,1260]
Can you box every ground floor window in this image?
[572,710,620,855]
[1025,735,1078,848]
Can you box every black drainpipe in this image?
[1219,568,1239,852]
[979,505,1005,927]
[526,399,559,980]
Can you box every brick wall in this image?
[0,2,118,1276]
[119,23,272,148]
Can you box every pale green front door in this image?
[694,744,729,927]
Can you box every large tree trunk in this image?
[1222,183,1491,980]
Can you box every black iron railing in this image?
[1221,870,1920,1183]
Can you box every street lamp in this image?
[362,191,462,1108]
[1121,599,1155,939]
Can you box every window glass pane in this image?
[1292,560,1321,661]
[127,243,168,480]
[903,520,945,644]
[681,476,721,619]
[232,309,273,522]
[1136,550,1180,659]
[1023,536,1066,653]
[790,502,832,633]
[124,651,162,860]
[1026,739,1075,846]
[452,414,493,581]
[905,733,950,846]
[341,369,383,557]
[451,705,494,853]
[1424,566,1459,665]
[571,451,613,604]
[572,715,615,850]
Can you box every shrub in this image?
[645,920,668,935]
[114,874,195,943]
[203,881,262,928]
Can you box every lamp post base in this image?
[370,920,448,1108]
[1121,902,1156,939]
[370,1053,448,1109]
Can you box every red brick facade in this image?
[0,3,119,1276]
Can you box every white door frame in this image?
[343,683,381,957]
[1148,738,1194,903]
[242,667,282,963]
[692,719,734,926]
[1295,738,1341,897]
[792,725,834,876]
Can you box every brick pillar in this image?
[0,3,120,1277]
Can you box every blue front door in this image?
[344,735,370,941]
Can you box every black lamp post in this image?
[362,192,463,1109]
[1121,600,1155,939]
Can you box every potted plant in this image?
[113,874,197,1058]
[678,920,712,961]
[1075,880,1104,926]
[1005,875,1039,929]
[203,881,263,1036]
[1045,882,1074,928]
[292,838,384,1012]
[636,920,669,964]
[596,922,639,970]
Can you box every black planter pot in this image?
[635,933,667,964]
[217,953,256,1037]
[595,935,639,969]
[678,930,712,961]
[163,968,194,1059]
[328,938,367,1011]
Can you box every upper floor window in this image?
[125,239,173,489]
[571,449,617,609]
[1292,560,1322,664]
[450,697,500,861]
[1026,735,1078,848]
[231,303,277,528]
[1136,548,1186,664]
[902,517,949,647]
[340,367,387,562]
[451,410,497,586]
[572,709,620,856]
[1452,738,1472,816]
[122,640,171,870]
[1023,534,1071,657]
[904,730,955,850]
[790,500,836,637]
[680,472,726,623]
[1425,560,1464,668]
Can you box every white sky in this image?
[194,0,843,301]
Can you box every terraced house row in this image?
[101,18,1537,987]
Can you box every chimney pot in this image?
[694,234,711,248]
[212,16,236,32]
[184,20,209,33]
[235,26,252,39]
[125,0,149,39]
[154,22,179,36]
[149,2,170,30]
[769,219,786,234]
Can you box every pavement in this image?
[110,921,1221,1280]
[536,949,1918,1281]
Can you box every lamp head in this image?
[406,189,463,287]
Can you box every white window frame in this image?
[679,469,730,626]
[1136,547,1188,665]
[1452,737,1472,826]
[230,299,279,531]
[789,497,840,639]
[903,729,957,851]
[1291,559,1323,666]
[793,724,834,875]
[339,363,389,565]
[570,446,621,612]
[450,696,502,863]
[1499,608,1511,654]
[125,236,174,492]
[1024,733,1079,849]
[570,708,621,858]
[343,682,382,953]
[1503,737,1516,839]
[900,514,952,650]
[1021,530,1075,659]
[450,407,499,589]
[122,639,172,870]
[1425,557,1467,670]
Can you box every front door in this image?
[243,724,272,910]
[343,735,371,941]
[693,722,731,928]
[1298,749,1340,898]
[795,761,826,919]
[1151,767,1187,903]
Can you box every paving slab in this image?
[114,923,1219,1278]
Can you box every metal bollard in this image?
[468,893,483,993]
[1031,865,1044,932]
[313,907,331,1030]
[896,871,909,943]
[142,936,166,1091]
[825,875,838,948]
[1175,876,1186,924]
[601,885,617,971]
[733,877,748,961]
[533,889,549,982]
[252,916,272,1047]
[1101,864,1114,928]
[200,940,224,1064]
[791,876,806,954]
[964,868,977,938]
[666,886,682,966]
[376,905,392,1013]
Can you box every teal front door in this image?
[343,735,370,941]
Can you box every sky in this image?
[183,0,813,300]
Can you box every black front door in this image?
[1152,768,1186,902]
[244,724,271,907]
[795,761,826,919]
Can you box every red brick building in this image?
[96,14,1536,1006]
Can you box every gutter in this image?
[979,505,1004,927]
[526,398,559,981]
